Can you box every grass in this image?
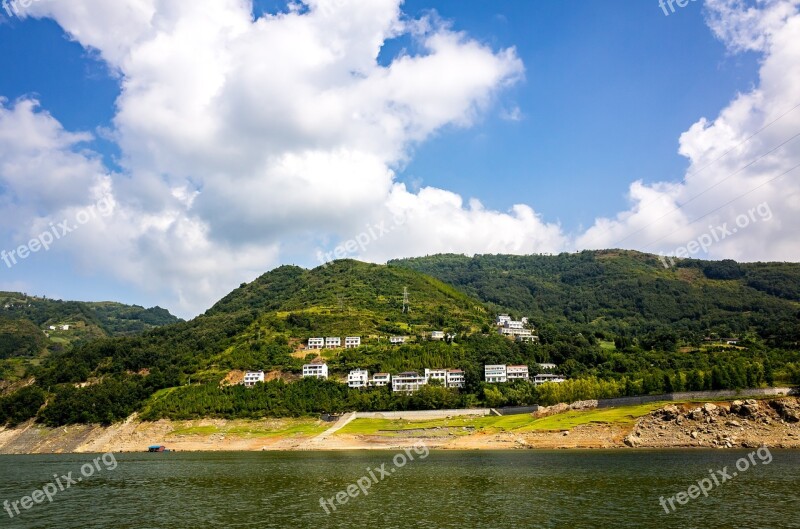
[169,418,328,438]
[336,402,669,436]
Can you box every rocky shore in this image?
[624,398,800,449]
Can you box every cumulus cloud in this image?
[1,0,549,316]
[577,0,800,264]
[3,0,799,317]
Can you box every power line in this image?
[582,100,800,247]
[642,160,800,250]
[610,130,800,247]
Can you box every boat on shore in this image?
[147,445,171,452]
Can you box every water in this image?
[0,450,798,528]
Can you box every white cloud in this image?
[3,0,798,318]
[1,0,541,316]
[576,0,800,263]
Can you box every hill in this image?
[389,250,800,348]
[2,257,799,428]
[0,292,181,381]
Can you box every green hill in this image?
[389,250,800,348]
[2,256,799,427]
[0,292,181,381]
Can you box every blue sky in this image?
[0,0,796,317]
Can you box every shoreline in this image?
[1,397,798,454]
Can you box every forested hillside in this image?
[0,292,181,381]
[1,256,798,427]
[389,250,800,348]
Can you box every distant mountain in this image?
[389,250,800,348]
[0,292,182,364]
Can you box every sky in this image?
[0,0,798,318]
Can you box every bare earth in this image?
[1,398,798,454]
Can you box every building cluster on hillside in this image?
[287,362,466,394]
[484,364,566,386]
[345,367,464,392]
[495,314,539,343]
[306,336,361,350]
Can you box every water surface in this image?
[0,450,797,528]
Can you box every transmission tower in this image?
[402,287,410,313]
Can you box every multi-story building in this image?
[344,336,361,349]
[307,337,325,350]
[538,363,558,371]
[347,369,369,388]
[389,336,407,345]
[533,374,566,386]
[392,371,427,393]
[506,365,530,381]
[495,314,512,326]
[484,365,508,383]
[370,373,391,387]
[243,370,265,387]
[325,337,342,349]
[302,363,329,379]
[446,369,465,388]
[424,368,448,386]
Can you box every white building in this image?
[430,331,445,340]
[307,337,324,350]
[538,363,558,371]
[48,325,56,331]
[424,368,448,385]
[325,337,341,349]
[499,324,533,338]
[515,334,539,343]
[506,365,530,381]
[392,371,427,393]
[389,336,407,345]
[533,374,566,386]
[446,369,465,388]
[370,373,391,387]
[345,336,361,349]
[495,314,512,326]
[61,325,70,331]
[347,369,369,388]
[485,365,507,383]
[302,363,329,379]
[243,370,265,387]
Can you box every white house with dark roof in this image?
[243,370,265,387]
[392,371,426,393]
[484,365,507,383]
[307,337,324,350]
[302,362,328,379]
[506,365,529,381]
[344,336,361,348]
[347,369,369,388]
[446,369,465,388]
[370,373,391,387]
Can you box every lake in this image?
[0,450,798,528]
